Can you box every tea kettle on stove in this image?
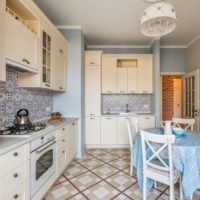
[14,109,31,126]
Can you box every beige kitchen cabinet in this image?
[102,55,117,93]
[85,117,101,145]
[138,116,155,129]
[0,143,30,200]
[85,51,102,66]
[128,67,138,93]
[52,37,67,91]
[117,67,127,93]
[101,117,117,144]
[138,55,153,93]
[6,5,39,72]
[85,65,101,116]
[0,0,6,81]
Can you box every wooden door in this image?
[85,117,101,145]
[173,78,182,118]
[127,67,138,93]
[117,67,127,93]
[101,117,117,144]
[102,56,117,93]
[183,70,200,130]
[138,56,153,93]
[85,66,101,116]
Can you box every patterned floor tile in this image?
[106,171,136,191]
[96,153,119,163]
[54,175,67,186]
[110,148,130,157]
[113,193,132,200]
[45,181,79,200]
[83,181,120,200]
[70,171,101,191]
[63,163,88,179]
[68,193,88,200]
[86,148,107,156]
[109,158,130,170]
[123,166,137,177]
[81,158,104,170]
[122,153,131,161]
[76,153,93,163]
[92,164,119,179]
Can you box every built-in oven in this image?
[30,132,56,197]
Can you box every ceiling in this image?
[33,0,200,46]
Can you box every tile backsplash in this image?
[0,70,53,128]
[102,94,152,114]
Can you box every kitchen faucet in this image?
[126,104,130,113]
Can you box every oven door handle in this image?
[35,141,56,154]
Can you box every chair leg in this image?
[130,163,133,176]
[143,175,147,200]
[154,181,157,189]
[169,182,175,200]
[179,179,183,199]
[190,194,193,200]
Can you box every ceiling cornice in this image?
[86,45,150,49]
[160,45,187,49]
[187,34,200,47]
[56,25,82,29]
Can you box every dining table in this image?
[132,127,200,197]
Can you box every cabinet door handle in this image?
[90,113,95,116]
[62,139,65,142]
[13,173,18,178]
[106,91,112,94]
[45,84,50,87]
[143,91,148,94]
[90,61,95,65]
[90,117,95,120]
[120,91,125,93]
[62,128,65,131]
[145,117,150,120]
[59,86,63,90]
[13,194,18,199]
[106,117,112,120]
[22,58,30,65]
[59,49,63,54]
[13,152,18,157]
[62,150,65,154]
[72,123,75,125]
[130,91,135,93]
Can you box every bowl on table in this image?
[172,128,186,137]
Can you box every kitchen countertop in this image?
[0,117,78,156]
[101,113,155,117]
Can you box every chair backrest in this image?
[172,117,195,131]
[140,130,175,176]
[126,118,139,150]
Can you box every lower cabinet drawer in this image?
[5,179,30,200]
[0,143,30,177]
[0,161,29,199]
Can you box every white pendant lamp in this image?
[140,2,177,37]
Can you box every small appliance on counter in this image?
[48,112,64,123]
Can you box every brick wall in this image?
[162,76,174,120]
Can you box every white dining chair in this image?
[140,130,183,200]
[126,118,139,176]
[172,117,195,131]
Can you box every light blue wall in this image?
[53,29,85,158]
[150,40,160,127]
[160,48,187,73]
[86,47,150,54]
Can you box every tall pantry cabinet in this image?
[85,51,102,145]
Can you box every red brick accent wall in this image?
[162,76,174,120]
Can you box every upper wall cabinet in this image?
[5,0,39,72]
[102,55,117,93]
[85,52,102,66]
[0,0,6,81]
[138,55,153,94]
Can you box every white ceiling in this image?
[33,0,200,46]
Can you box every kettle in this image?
[14,109,31,126]
[161,120,172,135]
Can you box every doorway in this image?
[160,75,183,121]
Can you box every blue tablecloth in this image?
[132,128,200,197]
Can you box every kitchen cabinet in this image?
[101,117,117,144]
[117,67,127,93]
[102,55,117,93]
[85,117,101,145]
[0,0,6,81]
[85,51,102,66]
[138,55,153,93]
[6,3,39,72]
[138,116,155,129]
[0,143,30,200]
[128,67,138,93]
[52,37,67,91]
[85,65,101,116]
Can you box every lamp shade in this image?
[140,2,177,37]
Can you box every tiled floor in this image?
[44,148,200,200]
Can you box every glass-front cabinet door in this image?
[42,30,51,88]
